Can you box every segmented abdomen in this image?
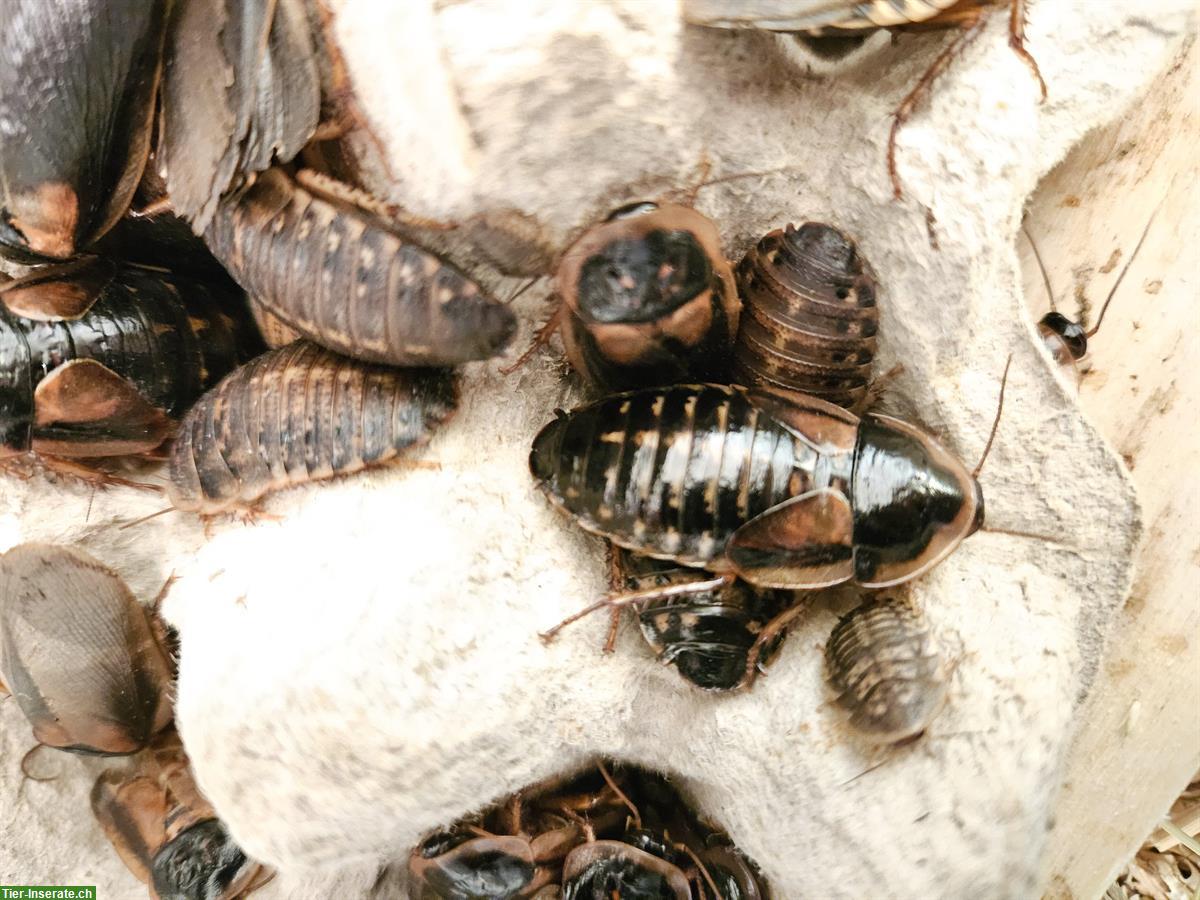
[530,384,807,566]
[825,595,946,743]
[204,168,516,367]
[168,341,458,513]
[732,223,877,409]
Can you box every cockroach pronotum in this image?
[92,732,268,900]
[203,168,517,367]
[553,201,740,391]
[0,1,167,262]
[732,222,878,409]
[1023,199,1164,384]
[167,340,459,514]
[0,543,174,755]
[683,0,1046,199]
[612,548,797,692]
[0,261,258,462]
[825,595,947,743]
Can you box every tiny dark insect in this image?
[204,168,516,367]
[0,261,257,462]
[612,548,796,692]
[92,733,268,900]
[825,595,947,743]
[732,222,878,409]
[167,340,459,514]
[0,1,167,261]
[0,543,174,755]
[683,0,1046,199]
[552,201,740,391]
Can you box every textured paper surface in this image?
[0,2,1194,897]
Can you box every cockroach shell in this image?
[0,544,173,754]
[561,840,692,900]
[151,819,261,900]
[0,1,166,261]
[682,0,962,32]
[732,222,878,409]
[249,296,304,349]
[407,832,538,900]
[167,341,459,514]
[204,168,516,367]
[1037,311,1089,384]
[557,203,740,390]
[91,770,171,886]
[702,843,770,900]
[825,595,947,743]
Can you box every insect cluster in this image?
[407,763,768,899]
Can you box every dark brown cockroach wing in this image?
[168,341,459,514]
[204,168,516,367]
[161,0,320,230]
[615,549,794,691]
[825,595,947,743]
[0,544,173,755]
[557,203,739,391]
[0,1,166,261]
[0,263,259,459]
[407,833,539,900]
[733,222,878,409]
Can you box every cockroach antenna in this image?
[118,506,177,530]
[1022,222,1057,311]
[596,761,642,831]
[1087,195,1166,339]
[972,354,1013,479]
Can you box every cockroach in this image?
[683,0,1046,199]
[612,548,797,691]
[562,838,694,899]
[825,595,947,743]
[0,543,174,755]
[531,382,986,595]
[1023,199,1163,383]
[248,297,304,349]
[0,261,258,462]
[203,168,516,367]
[167,340,459,514]
[732,222,879,409]
[554,201,740,391]
[0,1,167,262]
[92,732,267,900]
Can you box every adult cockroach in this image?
[203,168,516,367]
[683,0,1046,199]
[0,261,258,463]
[612,548,797,692]
[0,543,174,755]
[825,595,948,743]
[1023,200,1163,383]
[553,201,740,391]
[0,1,167,262]
[732,222,879,409]
[92,732,268,900]
[166,340,459,514]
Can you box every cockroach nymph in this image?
[167,340,459,514]
[683,0,1046,199]
[0,261,258,462]
[555,201,740,391]
[0,543,174,756]
[732,222,878,409]
[825,595,947,743]
[204,168,517,368]
[92,733,268,900]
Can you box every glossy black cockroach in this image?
[683,0,1046,199]
[0,261,257,462]
[825,595,947,743]
[0,543,174,755]
[0,1,167,262]
[562,838,693,899]
[611,548,796,692]
[553,201,740,391]
[167,340,459,514]
[203,168,516,367]
[732,222,878,409]
[1023,200,1163,384]
[92,732,268,900]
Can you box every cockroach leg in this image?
[20,742,60,784]
[128,197,174,219]
[34,455,162,493]
[1008,0,1047,101]
[539,576,736,644]
[293,168,460,232]
[887,13,989,200]
[602,607,622,655]
[859,363,906,413]
[500,303,564,376]
[596,761,641,830]
[742,600,809,687]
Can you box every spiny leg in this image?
[1008,0,1047,100]
[500,302,563,376]
[742,599,810,688]
[31,454,162,493]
